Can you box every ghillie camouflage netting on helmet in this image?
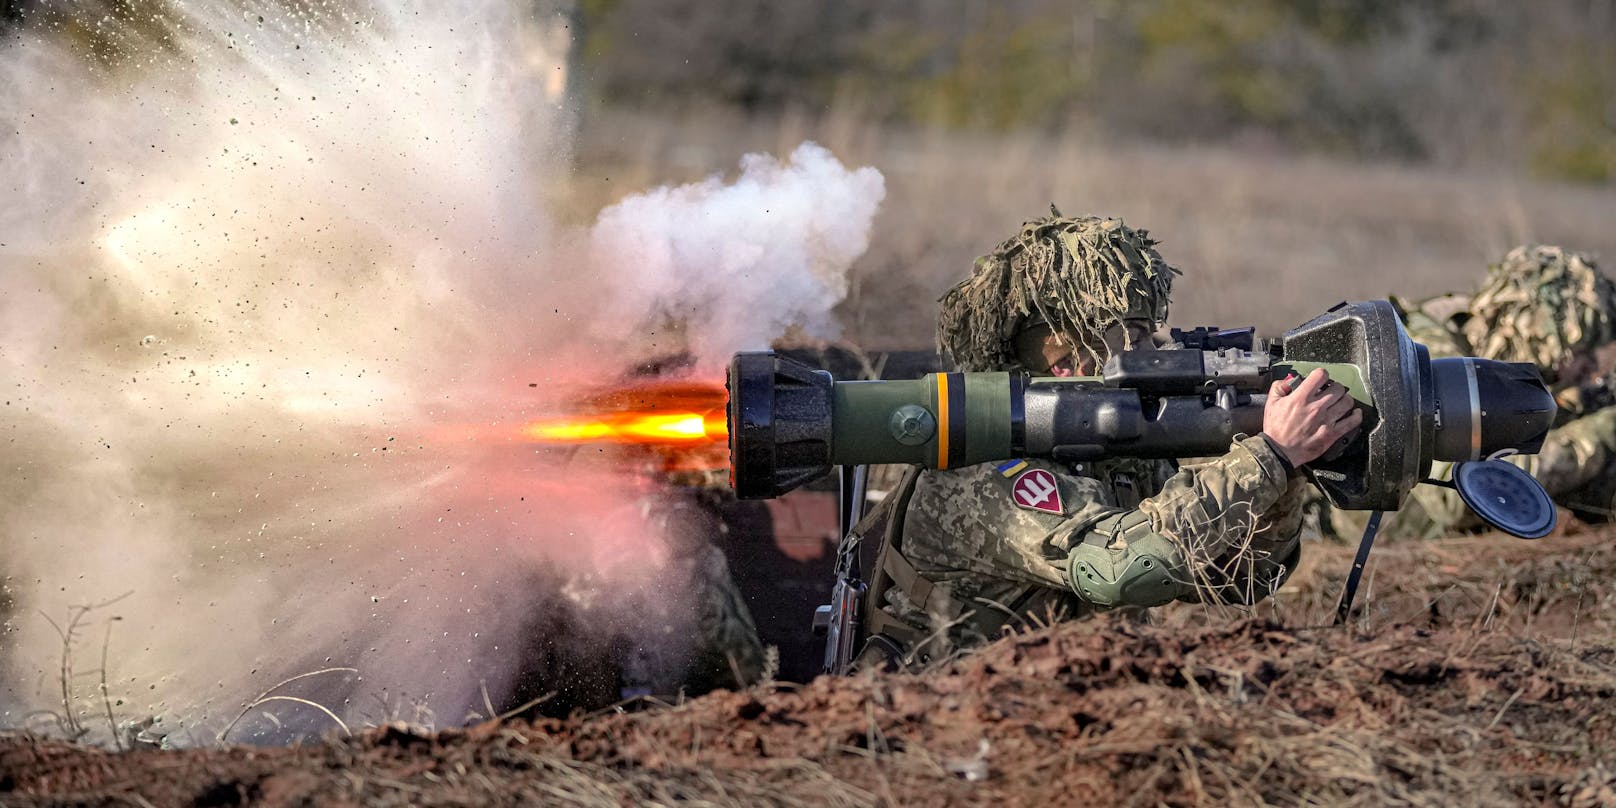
[937,211,1179,372]
[1460,245,1616,377]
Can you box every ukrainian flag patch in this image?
[996,459,1029,478]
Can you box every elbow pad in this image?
[1065,515,1194,608]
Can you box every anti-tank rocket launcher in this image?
[730,301,1563,672]
[729,300,1557,528]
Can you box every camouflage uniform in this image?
[1324,246,1616,541]
[855,214,1307,668]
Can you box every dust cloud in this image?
[0,0,883,744]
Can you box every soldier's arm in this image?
[1063,367,1356,608]
[1521,407,1616,498]
[1062,435,1303,608]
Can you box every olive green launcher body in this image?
[828,362,1362,471]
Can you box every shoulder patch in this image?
[996,459,1030,478]
[1010,468,1064,514]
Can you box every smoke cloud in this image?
[586,145,883,367]
[0,0,883,744]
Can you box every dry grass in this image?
[559,103,1616,348]
[1253,524,1616,637]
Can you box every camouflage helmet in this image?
[937,211,1179,372]
[1459,245,1616,379]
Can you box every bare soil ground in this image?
[6,524,1616,807]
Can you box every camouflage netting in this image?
[936,210,1179,372]
[1460,245,1616,377]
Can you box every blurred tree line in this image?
[5,0,1609,181]
[576,0,1616,182]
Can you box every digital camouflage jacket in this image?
[856,435,1306,667]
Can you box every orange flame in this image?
[522,411,727,444]
[521,379,728,450]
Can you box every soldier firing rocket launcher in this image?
[728,301,1558,535]
[733,300,1564,659]
[730,301,1562,661]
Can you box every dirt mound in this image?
[6,529,1616,807]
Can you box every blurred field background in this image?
[555,0,1616,346]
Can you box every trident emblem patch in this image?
[1011,468,1063,514]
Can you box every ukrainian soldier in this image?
[852,212,1361,669]
[1324,245,1616,541]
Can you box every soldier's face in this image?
[1037,319,1155,377]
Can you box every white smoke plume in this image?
[586,145,883,367]
[0,0,883,744]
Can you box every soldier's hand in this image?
[1263,368,1363,467]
